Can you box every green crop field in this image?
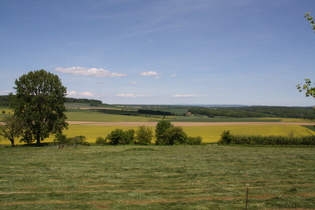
[65,111,167,122]
[0,145,314,209]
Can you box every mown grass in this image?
[0,145,314,209]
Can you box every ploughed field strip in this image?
[0,146,314,209]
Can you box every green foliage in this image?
[189,106,315,119]
[106,129,135,145]
[304,12,315,31]
[135,126,153,145]
[124,129,135,144]
[218,130,233,145]
[186,136,202,145]
[54,132,68,145]
[69,135,89,145]
[54,133,89,146]
[297,79,315,99]
[155,120,174,145]
[155,120,202,145]
[95,136,106,145]
[296,13,315,99]
[138,109,174,116]
[0,116,24,146]
[164,126,188,145]
[11,70,68,144]
[218,131,315,145]
[0,95,11,106]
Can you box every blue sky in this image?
[1,0,315,106]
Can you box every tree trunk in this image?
[36,134,41,145]
[9,138,15,147]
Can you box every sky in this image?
[1,0,315,106]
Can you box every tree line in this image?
[188,106,315,119]
[0,95,103,107]
[137,109,174,116]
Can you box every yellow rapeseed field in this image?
[42,124,313,144]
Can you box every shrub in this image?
[54,134,89,146]
[155,120,173,145]
[106,129,135,145]
[135,126,153,145]
[54,132,69,145]
[155,120,202,145]
[218,130,315,145]
[164,126,187,145]
[124,129,135,144]
[218,130,233,144]
[186,136,202,145]
[69,136,89,146]
[95,136,106,145]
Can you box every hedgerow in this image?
[218,130,315,145]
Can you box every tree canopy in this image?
[11,70,68,145]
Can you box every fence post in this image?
[245,187,249,209]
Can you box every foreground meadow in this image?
[0,145,314,209]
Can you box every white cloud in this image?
[55,67,127,77]
[66,91,95,97]
[116,93,152,98]
[140,71,160,76]
[79,92,95,97]
[0,90,12,95]
[129,81,137,85]
[154,76,160,79]
[173,95,202,98]
[67,90,77,96]
[170,74,177,77]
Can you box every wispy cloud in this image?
[140,71,160,76]
[116,93,152,98]
[67,91,77,96]
[67,90,95,97]
[173,94,203,98]
[80,92,95,97]
[129,81,137,85]
[0,90,12,95]
[170,74,177,77]
[55,67,127,77]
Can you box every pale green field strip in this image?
[41,124,313,144]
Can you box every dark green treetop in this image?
[11,69,68,145]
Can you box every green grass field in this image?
[0,145,314,209]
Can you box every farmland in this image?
[1,104,315,144]
[1,102,315,209]
[0,145,314,209]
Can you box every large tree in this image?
[11,70,68,145]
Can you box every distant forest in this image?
[0,95,103,107]
[1,95,314,119]
[188,106,315,119]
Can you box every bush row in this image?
[54,133,90,146]
[218,130,315,145]
[96,121,202,145]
